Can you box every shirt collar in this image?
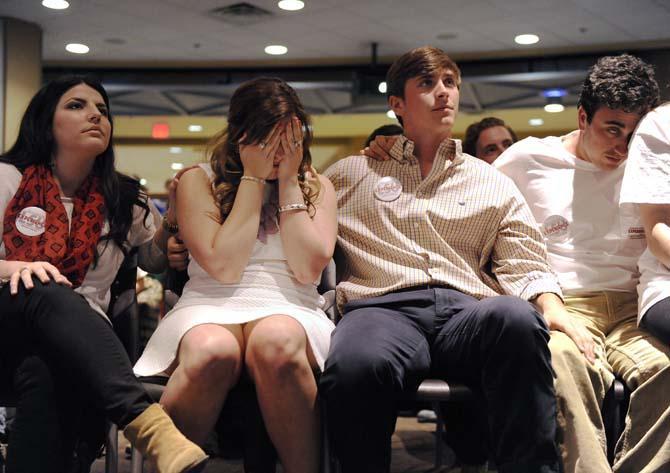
[389,135,463,166]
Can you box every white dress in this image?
[134,164,335,375]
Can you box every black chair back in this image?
[108,249,140,364]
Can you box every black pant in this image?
[1,355,72,473]
[641,296,670,345]
[0,280,153,473]
[319,288,560,473]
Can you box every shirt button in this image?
[414,222,419,228]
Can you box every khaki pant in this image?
[551,291,670,473]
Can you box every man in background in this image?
[463,116,517,163]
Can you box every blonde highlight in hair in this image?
[208,77,321,222]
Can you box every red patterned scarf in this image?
[3,164,106,287]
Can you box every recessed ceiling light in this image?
[65,43,90,54]
[514,34,539,45]
[188,124,203,132]
[378,81,387,94]
[386,110,396,119]
[278,0,304,11]
[529,118,544,126]
[42,0,69,10]
[139,178,147,186]
[544,103,565,113]
[265,45,288,55]
[171,163,184,171]
[169,146,183,154]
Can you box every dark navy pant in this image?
[319,287,561,473]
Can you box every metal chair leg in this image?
[131,447,143,473]
[432,401,445,468]
[105,422,118,473]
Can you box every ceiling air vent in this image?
[208,2,274,26]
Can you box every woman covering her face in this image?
[0,75,207,473]
[134,77,338,473]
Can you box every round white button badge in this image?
[374,176,402,202]
[541,215,569,242]
[15,206,46,236]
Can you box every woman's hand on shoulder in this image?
[8,261,71,295]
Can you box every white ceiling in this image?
[2,0,670,64]
[3,1,670,117]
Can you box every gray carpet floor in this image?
[90,416,467,473]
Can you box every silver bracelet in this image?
[278,202,308,213]
[240,175,266,185]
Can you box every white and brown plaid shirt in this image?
[323,135,561,311]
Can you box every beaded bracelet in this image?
[278,202,308,213]
[240,175,266,185]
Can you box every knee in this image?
[24,280,77,309]
[180,332,241,383]
[480,295,548,344]
[549,332,584,364]
[623,350,670,389]
[320,342,396,399]
[548,332,589,379]
[246,331,309,381]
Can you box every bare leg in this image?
[244,315,320,473]
[160,323,244,445]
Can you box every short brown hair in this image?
[386,46,461,98]
[386,46,461,125]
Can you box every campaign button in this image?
[374,176,402,202]
[15,206,46,236]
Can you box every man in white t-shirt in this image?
[496,54,670,473]
[620,103,670,346]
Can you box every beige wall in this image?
[114,108,577,194]
[1,18,41,151]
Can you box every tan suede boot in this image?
[124,403,208,473]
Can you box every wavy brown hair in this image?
[208,77,321,221]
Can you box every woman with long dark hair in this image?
[134,77,337,473]
[0,75,207,473]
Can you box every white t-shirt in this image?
[495,135,645,298]
[620,103,670,319]
[0,162,155,319]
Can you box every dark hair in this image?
[463,117,518,156]
[0,75,149,258]
[579,54,660,122]
[386,46,461,126]
[208,77,320,221]
[364,124,404,147]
